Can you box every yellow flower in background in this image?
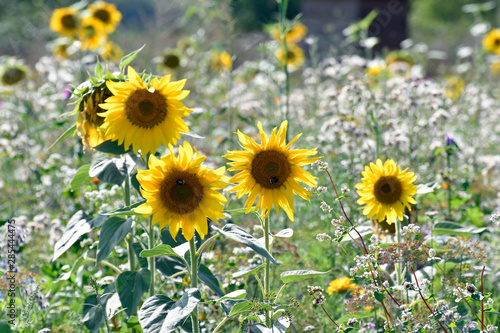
[225,121,319,221]
[275,44,305,70]
[76,87,113,149]
[270,22,307,44]
[326,277,357,294]
[490,60,500,76]
[483,29,500,55]
[79,17,107,51]
[366,59,386,77]
[356,159,417,224]
[50,7,80,37]
[100,41,123,62]
[88,1,122,33]
[211,51,232,72]
[99,66,192,157]
[444,76,465,101]
[135,142,227,240]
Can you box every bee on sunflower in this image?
[355,159,417,224]
[225,121,319,221]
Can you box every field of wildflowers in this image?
[1,1,500,332]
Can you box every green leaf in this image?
[133,242,148,268]
[486,311,500,316]
[374,291,385,303]
[117,268,151,317]
[232,263,266,278]
[251,317,290,333]
[53,211,106,261]
[155,256,186,277]
[220,299,252,317]
[48,124,77,150]
[82,283,115,333]
[126,316,142,330]
[103,201,146,217]
[94,140,131,155]
[215,290,247,304]
[138,288,201,332]
[0,321,13,333]
[274,228,293,238]
[213,224,276,264]
[58,255,86,281]
[432,221,488,236]
[280,270,328,284]
[199,264,225,297]
[70,164,92,190]
[434,147,445,156]
[119,45,145,74]
[96,217,133,264]
[95,58,104,78]
[140,243,190,260]
[89,155,138,186]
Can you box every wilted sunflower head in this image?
[50,7,80,37]
[356,159,417,224]
[0,58,29,86]
[87,1,122,33]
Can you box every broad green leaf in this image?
[126,316,142,330]
[232,263,266,278]
[213,224,276,264]
[58,255,86,281]
[199,264,224,297]
[103,201,146,217]
[155,256,186,277]
[70,164,92,190]
[119,45,145,74]
[96,217,133,264]
[140,243,189,259]
[54,211,106,261]
[0,321,13,333]
[94,140,131,155]
[215,290,247,304]
[132,242,148,268]
[82,283,115,333]
[89,155,138,186]
[220,299,252,317]
[48,124,77,149]
[138,288,201,332]
[280,270,328,284]
[432,221,488,236]
[117,268,151,317]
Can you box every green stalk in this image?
[149,216,155,296]
[395,219,402,298]
[446,151,452,217]
[189,238,200,333]
[124,174,136,271]
[264,216,271,327]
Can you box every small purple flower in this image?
[63,87,72,100]
[363,322,376,329]
[445,135,456,146]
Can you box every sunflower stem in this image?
[148,215,155,296]
[278,0,291,146]
[124,174,136,272]
[264,215,271,327]
[189,237,200,333]
[395,219,402,297]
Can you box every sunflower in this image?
[135,141,227,240]
[275,44,305,70]
[269,22,307,43]
[100,41,123,62]
[211,51,232,72]
[444,76,465,101]
[326,277,357,295]
[87,1,122,33]
[76,86,113,148]
[160,53,181,70]
[1,65,28,86]
[50,7,80,37]
[79,17,107,51]
[356,159,417,224]
[224,121,319,221]
[483,29,500,55]
[98,66,192,157]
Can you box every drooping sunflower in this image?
[275,44,305,70]
[135,141,227,240]
[0,63,28,86]
[483,29,500,55]
[326,277,357,295]
[98,66,192,157]
[79,17,107,51]
[356,159,417,224]
[50,7,80,37]
[224,121,319,221]
[87,1,122,33]
[269,22,307,44]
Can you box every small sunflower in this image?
[100,41,124,62]
[76,86,113,148]
[275,44,305,70]
[483,29,500,55]
[99,66,192,157]
[1,64,28,86]
[211,51,232,72]
[79,17,107,51]
[50,7,80,37]
[326,277,357,295]
[444,76,465,101]
[135,141,227,240]
[87,1,122,33]
[270,22,307,43]
[356,159,417,224]
[225,121,319,221]
[160,53,181,70]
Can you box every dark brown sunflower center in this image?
[83,25,97,37]
[94,9,111,23]
[159,171,203,214]
[287,51,295,60]
[251,150,291,189]
[2,68,26,85]
[125,89,167,129]
[61,14,77,29]
[373,176,403,205]
[495,38,500,47]
[163,55,180,69]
